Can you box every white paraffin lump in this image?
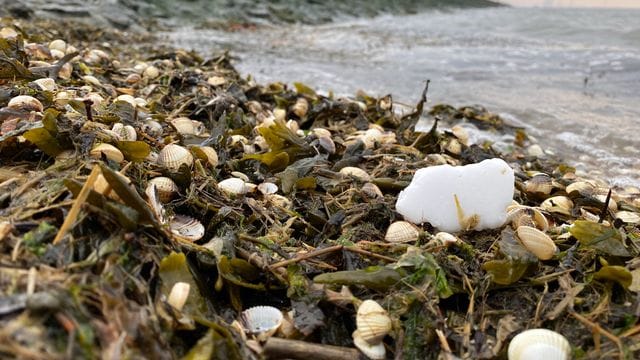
[396,158,515,232]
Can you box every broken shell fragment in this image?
[167,282,190,311]
[516,226,557,260]
[147,177,179,203]
[385,221,420,243]
[169,215,204,242]
[241,305,283,339]
[191,146,219,167]
[356,300,392,344]
[8,95,44,113]
[339,166,371,181]
[32,78,57,92]
[508,328,571,360]
[157,144,194,171]
[352,330,386,360]
[90,143,124,163]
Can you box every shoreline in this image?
[0,17,639,359]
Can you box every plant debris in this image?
[0,17,639,360]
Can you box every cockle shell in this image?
[191,145,219,167]
[170,117,205,136]
[385,221,420,243]
[356,300,392,345]
[143,65,160,79]
[147,177,179,203]
[339,166,371,181]
[508,328,571,360]
[218,178,248,196]
[90,143,124,163]
[8,95,43,113]
[112,123,137,141]
[48,39,67,52]
[516,226,557,261]
[115,94,137,107]
[525,173,553,195]
[240,305,283,339]
[167,282,190,311]
[169,215,204,242]
[540,196,573,216]
[157,144,194,171]
[352,330,386,360]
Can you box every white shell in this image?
[157,144,194,171]
[508,328,571,360]
[516,226,557,261]
[191,146,219,167]
[142,120,163,138]
[33,78,57,92]
[90,143,124,163]
[507,207,549,232]
[171,117,204,136]
[566,181,595,196]
[385,221,420,243]
[352,330,386,360]
[147,177,179,203]
[143,65,160,79]
[115,94,137,107]
[339,166,371,181]
[434,232,459,246]
[615,211,640,224]
[169,215,204,241]
[356,300,392,345]
[218,178,248,196]
[540,196,573,216]
[167,282,190,311]
[8,95,43,112]
[241,306,283,337]
[112,123,137,141]
[257,182,278,195]
[48,39,67,52]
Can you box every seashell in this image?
[434,232,459,246]
[142,119,163,138]
[84,49,110,65]
[317,135,336,154]
[111,123,137,141]
[145,183,167,224]
[268,194,291,208]
[218,178,248,196]
[356,300,392,345]
[125,73,142,84]
[167,282,190,311]
[540,196,573,216]
[443,137,462,155]
[228,134,249,147]
[525,173,553,195]
[451,125,469,145]
[134,97,148,108]
[566,181,595,197]
[362,182,383,198]
[143,65,160,79]
[273,108,286,122]
[507,207,548,232]
[286,119,300,133]
[170,117,199,135]
[32,78,57,92]
[50,49,65,60]
[157,144,194,171]
[54,90,75,106]
[312,128,331,138]
[147,177,179,203]
[8,95,43,113]
[84,93,105,107]
[0,27,19,39]
[115,94,137,107]
[59,63,73,80]
[527,144,545,157]
[134,62,148,73]
[385,221,420,243]
[90,143,124,163]
[241,305,283,339]
[207,76,226,86]
[257,182,278,195]
[82,75,101,87]
[48,39,66,52]
[231,171,250,182]
[169,215,204,241]
[352,330,386,360]
[191,146,218,167]
[253,135,269,151]
[508,328,571,360]
[516,226,557,261]
[593,192,617,212]
[339,166,371,181]
[291,97,309,118]
[615,211,640,224]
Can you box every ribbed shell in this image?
[516,226,557,260]
[356,300,392,345]
[339,166,371,181]
[525,173,553,195]
[540,196,573,216]
[362,182,383,198]
[191,146,219,167]
[508,328,571,360]
[157,144,194,171]
[169,215,204,242]
[167,282,190,311]
[8,95,43,112]
[218,178,248,196]
[385,221,420,243]
[241,306,283,336]
[352,330,386,360]
[147,177,179,203]
[90,143,124,163]
[112,123,137,141]
[170,117,202,135]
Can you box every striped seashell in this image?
[169,215,204,242]
[525,173,553,195]
[241,305,283,339]
[508,328,571,360]
[385,221,420,243]
[356,300,392,345]
[352,330,385,360]
[157,144,194,171]
[112,123,137,141]
[147,177,179,203]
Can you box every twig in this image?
[346,245,397,263]
[598,188,612,223]
[262,337,360,360]
[269,245,343,270]
[52,166,101,244]
[570,311,624,359]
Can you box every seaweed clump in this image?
[0,17,639,360]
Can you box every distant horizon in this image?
[498,0,640,7]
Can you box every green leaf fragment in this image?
[313,266,401,292]
[159,252,207,316]
[570,220,630,257]
[23,127,63,157]
[594,265,632,289]
[116,140,151,162]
